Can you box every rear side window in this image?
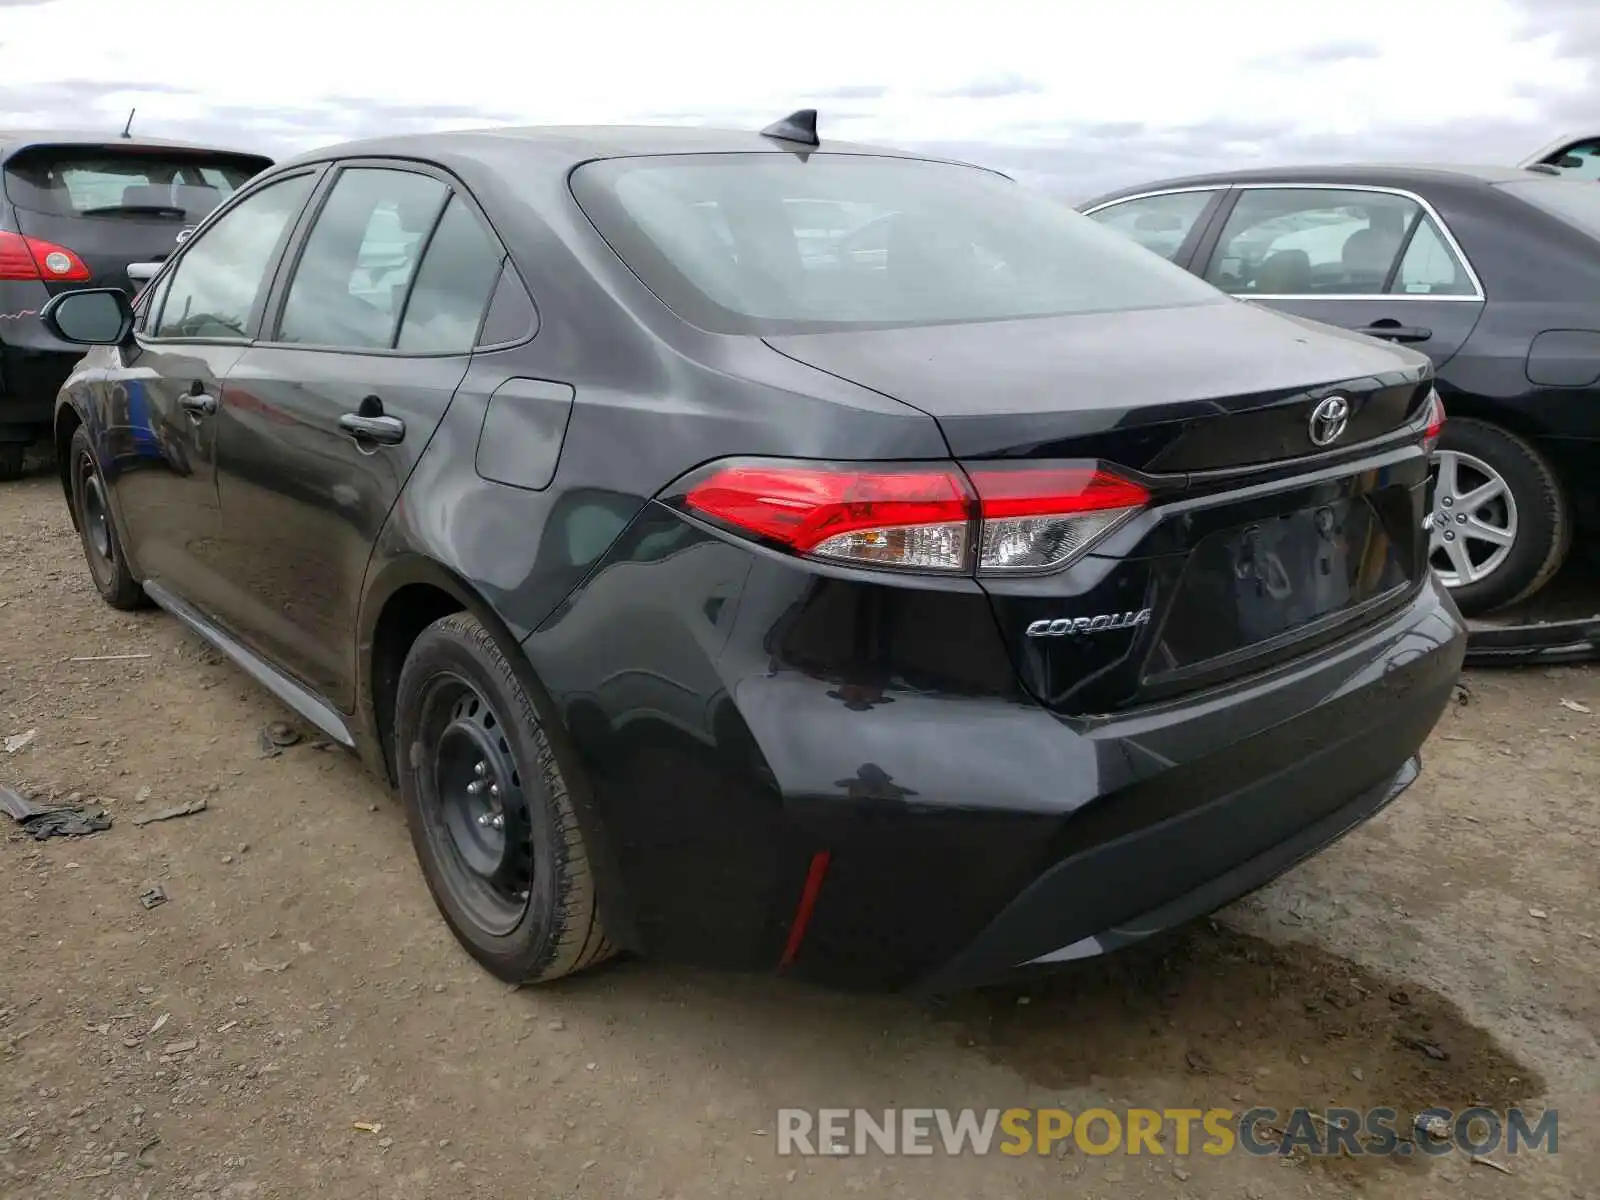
[1201,187,1474,297]
[395,195,504,353]
[1084,191,1218,262]
[1392,219,1475,295]
[275,167,449,350]
[3,146,270,223]
[569,153,1225,335]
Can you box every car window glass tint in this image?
[154,173,314,340]
[1,147,266,221]
[1203,188,1420,297]
[134,271,170,334]
[476,263,539,346]
[1085,191,1216,261]
[395,195,503,353]
[277,168,448,350]
[569,153,1225,335]
[1390,217,1475,296]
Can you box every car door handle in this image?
[338,412,406,445]
[180,391,217,416]
[1357,322,1432,343]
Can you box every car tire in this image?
[1429,417,1571,615]
[67,425,147,610]
[395,611,616,985]
[0,443,24,481]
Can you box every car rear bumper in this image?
[772,575,1466,991]
[922,753,1418,993]
[1,342,76,440]
[527,521,1466,992]
[1,278,88,432]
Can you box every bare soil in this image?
[1,464,1596,1200]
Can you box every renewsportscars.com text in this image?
[775,1106,1558,1158]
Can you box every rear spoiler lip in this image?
[0,138,274,171]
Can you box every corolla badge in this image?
[1026,609,1153,638]
[1308,395,1351,447]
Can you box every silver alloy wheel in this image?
[1427,448,1518,587]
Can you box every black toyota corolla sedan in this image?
[1080,164,1600,617]
[43,114,1465,993]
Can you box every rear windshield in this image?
[1497,177,1600,240]
[3,146,271,222]
[569,153,1225,334]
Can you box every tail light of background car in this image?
[677,459,1151,575]
[0,231,92,282]
[1420,387,1446,454]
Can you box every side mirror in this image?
[1555,154,1585,169]
[40,288,134,346]
[126,262,162,286]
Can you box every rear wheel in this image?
[68,425,146,610]
[395,612,615,984]
[1427,419,1571,615]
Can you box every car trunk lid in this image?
[763,299,1424,468]
[764,301,1438,714]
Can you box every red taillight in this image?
[0,232,91,282]
[968,465,1150,573]
[1421,388,1446,452]
[0,233,35,279]
[679,459,1149,574]
[684,463,974,570]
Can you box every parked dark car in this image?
[45,116,1465,993]
[1081,165,1600,616]
[0,130,272,478]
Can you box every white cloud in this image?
[0,0,1593,196]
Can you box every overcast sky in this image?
[0,0,1595,200]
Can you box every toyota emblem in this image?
[1308,395,1351,447]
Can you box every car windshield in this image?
[3,145,271,221]
[569,153,1226,334]
[1497,177,1600,240]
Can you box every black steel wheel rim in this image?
[77,452,114,566]
[416,672,540,936]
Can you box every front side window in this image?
[276,167,449,350]
[153,172,315,340]
[1203,188,1427,297]
[1084,191,1218,262]
[569,153,1226,335]
[133,269,172,334]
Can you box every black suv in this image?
[43,118,1466,992]
[0,131,271,478]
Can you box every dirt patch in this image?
[945,924,1546,1185]
[2,466,1597,1200]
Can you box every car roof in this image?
[271,123,968,174]
[0,129,273,164]
[1084,162,1542,205]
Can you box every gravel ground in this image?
[1,464,1595,1200]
